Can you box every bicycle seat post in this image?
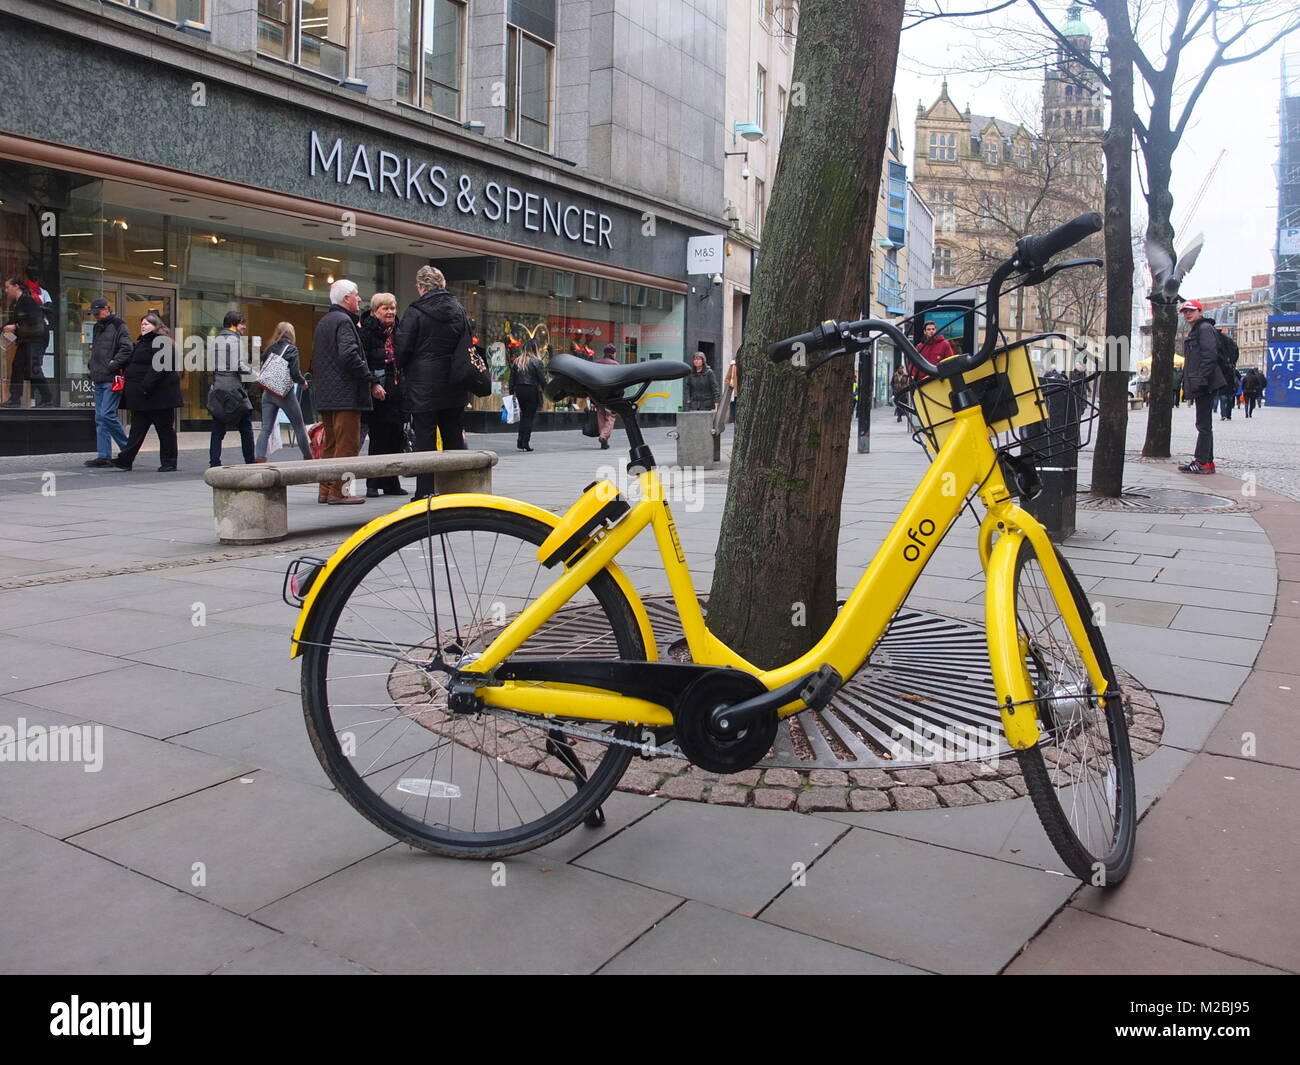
[608,398,655,473]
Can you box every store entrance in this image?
[62,279,176,408]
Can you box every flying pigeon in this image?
[1145,232,1204,305]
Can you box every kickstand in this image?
[546,729,605,827]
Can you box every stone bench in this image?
[203,450,498,545]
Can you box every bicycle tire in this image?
[1009,537,1136,886]
[300,507,645,859]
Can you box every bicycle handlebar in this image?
[767,211,1104,379]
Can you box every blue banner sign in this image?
[1266,315,1300,407]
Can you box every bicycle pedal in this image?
[798,664,842,711]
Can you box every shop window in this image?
[755,65,767,134]
[934,245,953,278]
[398,0,466,119]
[886,161,907,246]
[107,0,206,24]
[257,0,351,82]
[506,25,554,151]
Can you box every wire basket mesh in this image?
[906,344,1102,469]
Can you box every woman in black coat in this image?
[507,340,546,452]
[395,264,470,498]
[360,293,407,497]
[111,312,182,471]
[684,352,719,411]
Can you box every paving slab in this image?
[253,847,680,974]
[0,818,276,974]
[1203,669,1300,771]
[0,721,250,837]
[1150,560,1277,596]
[1074,754,1300,973]
[574,800,848,916]
[168,700,332,789]
[536,789,665,864]
[0,635,133,696]
[1005,907,1286,975]
[1089,577,1275,615]
[9,662,287,739]
[1170,605,1274,641]
[599,900,925,975]
[127,629,300,694]
[1112,651,1250,704]
[1255,616,1300,675]
[1098,620,1261,667]
[760,827,1078,974]
[1275,581,1300,619]
[1154,694,1231,753]
[72,772,396,915]
[210,934,379,974]
[1087,596,1181,628]
[20,607,240,657]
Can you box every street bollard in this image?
[676,411,718,469]
[1021,372,1082,542]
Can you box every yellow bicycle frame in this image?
[293,402,1109,749]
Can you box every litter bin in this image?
[1021,370,1083,542]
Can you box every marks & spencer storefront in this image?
[0,20,720,455]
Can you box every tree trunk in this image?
[707,0,905,667]
[1141,145,1177,457]
[1089,0,1135,497]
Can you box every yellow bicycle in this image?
[286,212,1135,883]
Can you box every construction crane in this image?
[1178,148,1227,231]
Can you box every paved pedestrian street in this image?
[1,406,1295,975]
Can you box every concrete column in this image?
[209,0,258,54]
[676,411,718,469]
[212,484,289,545]
[434,465,494,495]
[356,0,403,102]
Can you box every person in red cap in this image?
[1177,299,1227,474]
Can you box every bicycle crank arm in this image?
[710,664,842,737]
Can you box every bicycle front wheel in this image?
[1008,537,1136,885]
[299,507,646,859]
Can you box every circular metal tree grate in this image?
[1077,484,1247,513]
[387,596,1159,773]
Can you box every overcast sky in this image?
[891,1,1295,303]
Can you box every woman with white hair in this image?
[311,278,385,504]
[395,264,470,498]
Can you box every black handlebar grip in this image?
[768,320,837,363]
[1016,211,1103,269]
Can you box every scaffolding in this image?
[1278,50,1300,314]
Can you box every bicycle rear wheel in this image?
[299,507,646,859]
[1009,537,1136,885]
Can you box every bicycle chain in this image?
[481,707,679,759]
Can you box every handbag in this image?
[257,345,292,398]
[501,393,520,424]
[111,374,125,393]
[206,377,253,425]
[450,322,492,398]
[307,421,326,460]
[581,409,600,437]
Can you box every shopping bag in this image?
[267,421,283,456]
[307,421,326,459]
[501,394,520,424]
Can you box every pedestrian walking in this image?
[313,279,384,505]
[2,276,54,407]
[253,322,312,462]
[1242,367,1264,418]
[1171,364,1184,406]
[359,294,408,497]
[208,311,255,467]
[110,312,181,471]
[724,358,739,423]
[1177,299,1228,475]
[508,339,546,452]
[396,265,470,499]
[891,364,910,423]
[84,297,133,466]
[594,342,620,449]
[684,352,718,411]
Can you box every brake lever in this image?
[1039,256,1103,283]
